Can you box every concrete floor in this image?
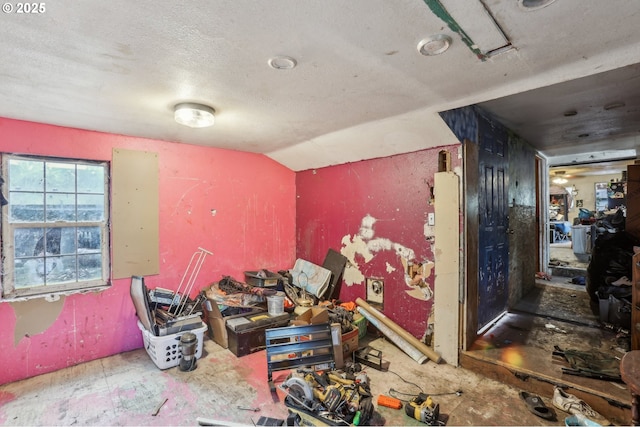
[549,241,590,270]
[0,332,573,426]
[0,243,599,426]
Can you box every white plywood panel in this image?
[433,171,460,365]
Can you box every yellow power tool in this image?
[404,393,440,425]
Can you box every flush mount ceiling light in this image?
[417,34,452,56]
[268,56,297,70]
[174,103,215,128]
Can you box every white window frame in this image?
[1,154,110,300]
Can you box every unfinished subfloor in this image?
[1,328,581,426]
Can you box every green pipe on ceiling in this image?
[423,0,487,61]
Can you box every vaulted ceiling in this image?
[2,0,639,171]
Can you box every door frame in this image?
[462,138,479,350]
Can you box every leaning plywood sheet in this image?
[112,148,159,278]
[322,249,348,300]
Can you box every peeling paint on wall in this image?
[340,234,370,285]
[402,258,435,301]
[10,297,65,346]
[340,214,422,290]
[385,262,396,273]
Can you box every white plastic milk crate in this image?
[137,320,208,370]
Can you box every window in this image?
[1,154,110,299]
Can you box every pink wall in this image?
[296,146,462,338]
[0,118,296,384]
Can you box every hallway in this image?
[461,239,632,425]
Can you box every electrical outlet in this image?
[366,278,384,306]
[428,212,435,226]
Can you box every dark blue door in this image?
[477,115,509,330]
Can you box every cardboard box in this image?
[341,327,359,359]
[291,306,329,326]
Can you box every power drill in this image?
[404,393,440,425]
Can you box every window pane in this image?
[78,226,101,251]
[10,192,44,222]
[46,162,76,193]
[14,227,44,257]
[77,194,104,221]
[9,159,43,192]
[77,164,105,194]
[59,227,78,255]
[78,254,102,281]
[46,193,76,221]
[14,258,45,288]
[47,255,77,284]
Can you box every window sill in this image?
[1,284,111,303]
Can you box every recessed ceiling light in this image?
[417,35,452,56]
[174,103,215,128]
[268,56,297,70]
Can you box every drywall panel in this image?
[112,148,159,279]
[433,171,460,365]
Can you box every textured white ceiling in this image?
[1,0,640,170]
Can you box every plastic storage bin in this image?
[571,225,591,255]
[244,270,283,288]
[137,320,207,369]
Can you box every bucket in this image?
[267,295,285,316]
